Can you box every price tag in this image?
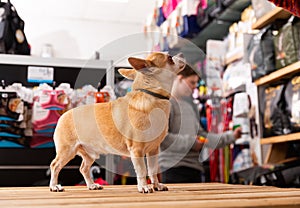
[27,66,54,83]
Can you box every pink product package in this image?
[162,0,182,18]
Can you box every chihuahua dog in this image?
[49,52,185,193]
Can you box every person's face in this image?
[177,74,199,96]
[183,75,199,90]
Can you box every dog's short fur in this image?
[49,52,185,193]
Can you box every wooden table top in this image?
[0,183,300,207]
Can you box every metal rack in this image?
[0,54,116,186]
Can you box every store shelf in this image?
[252,7,291,30]
[0,54,114,89]
[223,84,245,98]
[260,132,300,145]
[254,61,300,86]
[225,51,243,65]
[0,54,110,69]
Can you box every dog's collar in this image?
[136,89,170,100]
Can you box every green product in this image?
[274,17,300,69]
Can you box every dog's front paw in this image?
[138,185,154,193]
[88,183,103,190]
[50,184,64,192]
[153,183,168,191]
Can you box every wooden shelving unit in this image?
[255,61,300,146]
[251,7,300,165]
[255,60,300,147]
[0,54,116,186]
[254,61,300,86]
[252,7,291,30]
[261,132,300,145]
[225,52,243,65]
[255,61,300,150]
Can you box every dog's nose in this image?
[167,55,175,65]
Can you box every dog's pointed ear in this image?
[128,57,153,72]
[118,68,136,80]
[146,52,168,68]
[128,57,151,71]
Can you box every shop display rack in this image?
[0,54,115,186]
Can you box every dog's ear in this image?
[118,68,136,80]
[128,57,151,71]
[146,52,168,68]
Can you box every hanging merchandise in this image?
[71,85,97,108]
[226,23,238,54]
[247,26,276,81]
[31,83,71,148]
[179,0,201,38]
[182,0,202,16]
[198,79,207,97]
[156,7,166,27]
[94,83,111,103]
[251,0,276,20]
[168,25,179,48]
[196,0,222,29]
[165,14,177,49]
[114,80,133,98]
[155,0,166,26]
[262,85,291,137]
[5,83,33,103]
[174,5,184,35]
[160,20,170,51]
[206,40,225,96]
[220,98,233,183]
[165,5,181,48]
[0,0,30,55]
[39,90,68,111]
[222,61,251,97]
[180,15,201,38]
[101,85,116,101]
[206,98,222,182]
[284,75,300,133]
[0,81,32,147]
[5,82,34,141]
[196,0,209,28]
[144,6,161,52]
[233,93,250,118]
[274,16,300,69]
[162,0,181,19]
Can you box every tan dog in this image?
[49,52,185,193]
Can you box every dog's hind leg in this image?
[78,147,103,190]
[129,149,153,193]
[146,148,168,191]
[49,147,76,192]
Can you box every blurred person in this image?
[159,64,242,183]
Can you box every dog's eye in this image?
[167,55,174,65]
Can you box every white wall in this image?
[12,0,155,61]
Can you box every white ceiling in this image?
[9,0,157,61]
[13,0,156,24]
